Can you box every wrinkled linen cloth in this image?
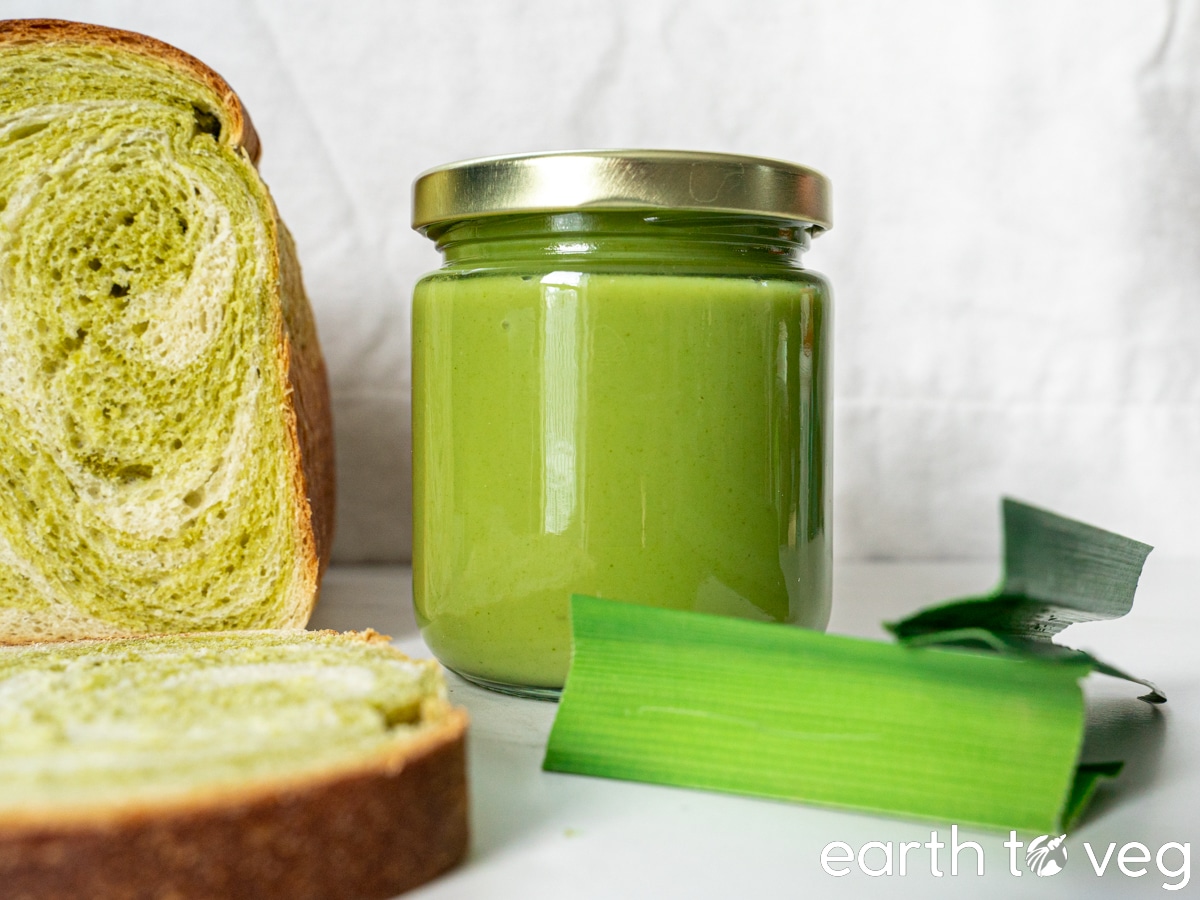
[2,0,1195,562]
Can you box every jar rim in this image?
[411,149,832,234]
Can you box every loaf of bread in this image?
[0,19,334,641]
[0,629,469,899]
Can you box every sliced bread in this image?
[0,19,334,641]
[0,629,469,899]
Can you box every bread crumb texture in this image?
[0,33,311,635]
[0,631,443,809]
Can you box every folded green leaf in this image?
[887,498,1163,702]
[545,595,1115,833]
[545,500,1160,831]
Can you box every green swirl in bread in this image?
[0,631,458,812]
[0,20,334,640]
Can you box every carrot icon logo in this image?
[1026,834,1068,876]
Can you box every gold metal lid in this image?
[411,150,832,234]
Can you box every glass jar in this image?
[411,150,832,698]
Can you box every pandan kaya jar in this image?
[411,150,832,698]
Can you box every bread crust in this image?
[0,18,261,164]
[0,18,336,623]
[0,714,469,900]
[278,221,337,581]
[0,632,469,899]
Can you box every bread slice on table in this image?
[0,19,334,641]
[0,629,469,900]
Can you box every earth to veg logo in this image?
[820,828,1190,890]
[1025,833,1067,876]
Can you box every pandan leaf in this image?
[888,498,1163,703]
[544,500,1159,831]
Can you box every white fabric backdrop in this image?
[3,0,1197,562]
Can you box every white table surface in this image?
[309,561,1198,899]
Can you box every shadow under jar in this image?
[411,150,833,698]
